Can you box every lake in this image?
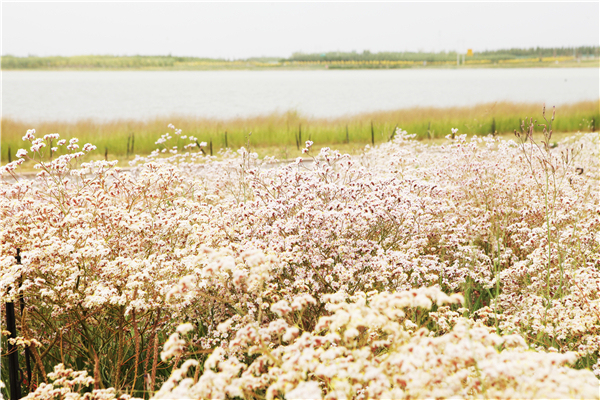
[2,68,598,122]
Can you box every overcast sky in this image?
[2,2,598,59]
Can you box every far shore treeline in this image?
[2,46,599,70]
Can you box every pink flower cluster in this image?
[1,126,598,399]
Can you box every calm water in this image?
[2,68,598,122]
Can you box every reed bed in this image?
[2,100,598,165]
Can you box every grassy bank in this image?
[2,100,598,166]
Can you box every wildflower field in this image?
[1,109,599,399]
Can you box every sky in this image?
[1,2,599,59]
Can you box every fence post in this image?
[17,249,32,392]
[6,249,21,400]
[224,131,228,148]
[371,121,375,146]
[346,125,349,144]
[390,125,397,141]
[209,140,213,156]
[8,146,11,163]
[295,124,302,151]
[196,140,206,156]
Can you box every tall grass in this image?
[2,100,598,164]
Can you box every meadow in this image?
[2,100,598,168]
[0,104,599,399]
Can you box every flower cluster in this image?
[157,288,598,399]
[21,364,119,400]
[1,124,598,398]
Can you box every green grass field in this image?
[2,100,598,168]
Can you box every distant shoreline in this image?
[2,53,598,71]
[3,60,598,71]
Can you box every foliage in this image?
[288,46,600,62]
[1,110,599,398]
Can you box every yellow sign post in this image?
[467,49,473,56]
